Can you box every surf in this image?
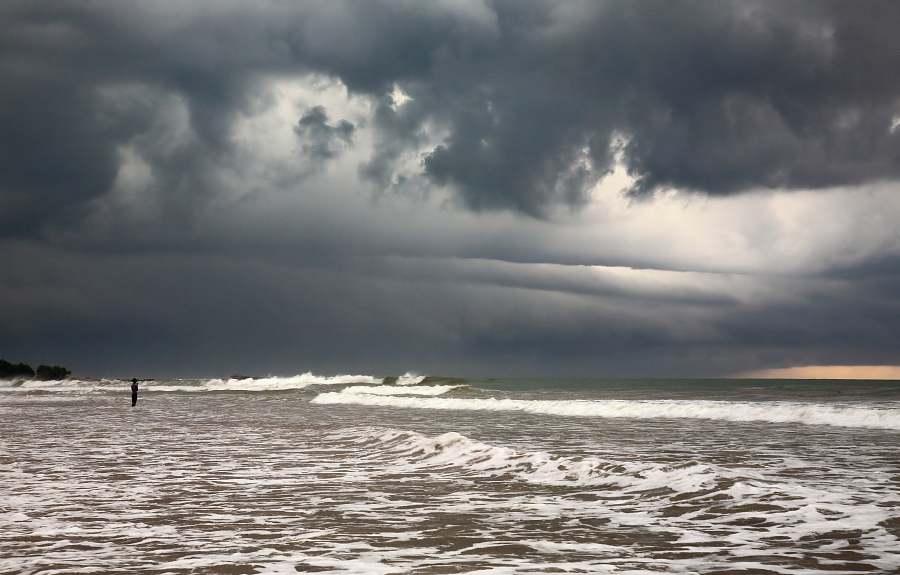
[311,394,900,430]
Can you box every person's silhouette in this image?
[131,378,138,407]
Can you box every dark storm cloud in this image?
[2,0,900,379]
[294,106,355,162]
[413,0,900,209]
[3,0,900,227]
[4,241,899,378]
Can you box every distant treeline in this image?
[0,359,71,380]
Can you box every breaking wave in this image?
[340,385,460,397]
[0,373,382,393]
[151,373,381,392]
[311,394,900,430]
[395,372,426,386]
[349,428,725,491]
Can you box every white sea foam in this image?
[357,429,724,491]
[340,385,458,397]
[149,373,379,392]
[339,427,898,556]
[395,372,426,385]
[199,372,380,390]
[0,378,98,392]
[0,373,382,394]
[312,394,900,429]
[3,392,899,575]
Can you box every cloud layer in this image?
[1,1,899,377]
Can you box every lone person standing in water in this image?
[131,378,139,407]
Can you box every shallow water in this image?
[1,376,899,574]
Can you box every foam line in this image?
[0,373,382,393]
[311,394,900,429]
[351,429,724,490]
[340,385,458,396]
[158,373,380,392]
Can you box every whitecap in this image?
[395,372,426,386]
[340,385,458,397]
[332,428,725,492]
[311,394,900,430]
[148,372,381,392]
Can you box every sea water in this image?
[1,375,898,574]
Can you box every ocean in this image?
[1,374,898,574]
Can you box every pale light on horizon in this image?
[734,366,900,380]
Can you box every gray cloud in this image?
[2,1,900,377]
[294,106,355,161]
[3,0,900,226]
[3,241,899,378]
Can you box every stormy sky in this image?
[2,0,900,378]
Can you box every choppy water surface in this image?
[1,375,899,574]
